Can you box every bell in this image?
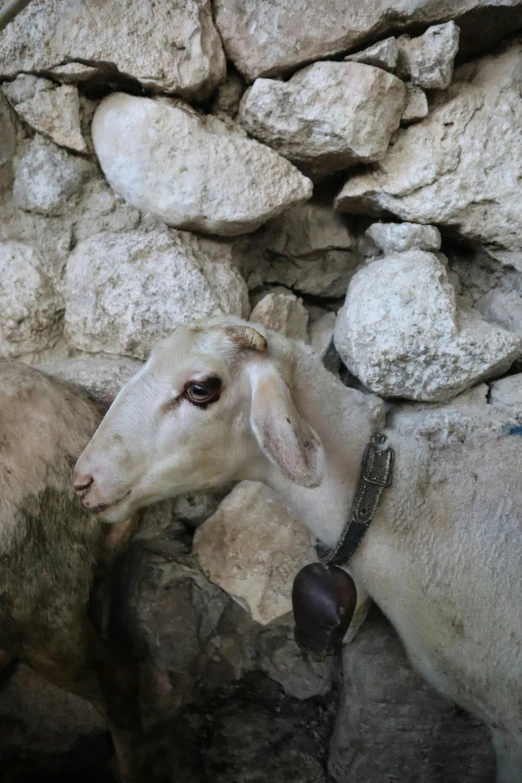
[292,563,357,660]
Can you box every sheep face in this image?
[74,318,325,523]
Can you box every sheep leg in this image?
[491,726,522,783]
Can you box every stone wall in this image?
[1,1,522,781]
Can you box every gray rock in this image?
[13,135,91,216]
[345,37,399,72]
[243,202,361,298]
[39,356,143,408]
[207,701,326,783]
[2,75,85,152]
[239,62,405,177]
[0,0,226,99]
[193,481,315,625]
[329,610,495,783]
[401,83,429,124]
[213,0,522,81]
[334,250,521,401]
[65,227,250,360]
[397,21,460,90]
[0,241,62,359]
[250,290,309,340]
[92,93,312,237]
[365,222,441,254]
[489,374,522,419]
[258,617,335,699]
[336,39,522,270]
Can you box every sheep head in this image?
[74,317,325,523]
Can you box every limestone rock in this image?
[365,222,441,254]
[329,610,495,783]
[334,251,521,401]
[243,202,361,297]
[2,75,85,152]
[213,0,522,81]
[489,374,522,419]
[345,37,399,72]
[13,135,91,216]
[396,22,460,90]
[0,241,62,358]
[65,227,250,360]
[239,62,405,177]
[250,289,309,340]
[193,481,315,625]
[336,40,522,270]
[39,357,143,408]
[92,93,312,237]
[401,83,429,124]
[0,0,226,99]
[47,62,100,83]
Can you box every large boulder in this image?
[329,610,495,783]
[336,39,522,270]
[239,62,405,178]
[65,227,250,359]
[0,241,62,358]
[0,0,226,99]
[39,357,143,408]
[92,93,312,237]
[213,0,522,81]
[193,481,315,625]
[334,251,521,401]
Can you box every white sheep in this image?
[0,361,143,783]
[75,317,522,783]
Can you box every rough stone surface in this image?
[365,222,441,254]
[329,609,495,783]
[250,289,309,340]
[239,62,406,177]
[213,0,522,81]
[334,251,521,401]
[0,241,62,358]
[489,374,522,419]
[193,481,315,624]
[345,37,399,72]
[13,135,91,216]
[0,0,226,99]
[243,202,361,297]
[65,227,250,359]
[92,93,312,237]
[2,76,86,152]
[39,357,143,408]
[257,618,335,700]
[396,21,460,89]
[336,40,522,270]
[0,93,15,183]
[401,83,429,124]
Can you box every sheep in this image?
[74,316,522,783]
[0,361,143,783]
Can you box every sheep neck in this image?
[264,352,384,549]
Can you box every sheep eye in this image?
[185,377,222,406]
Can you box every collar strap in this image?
[316,433,394,566]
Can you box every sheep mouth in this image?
[88,490,132,515]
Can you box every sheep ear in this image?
[250,368,325,488]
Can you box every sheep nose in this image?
[73,473,94,494]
